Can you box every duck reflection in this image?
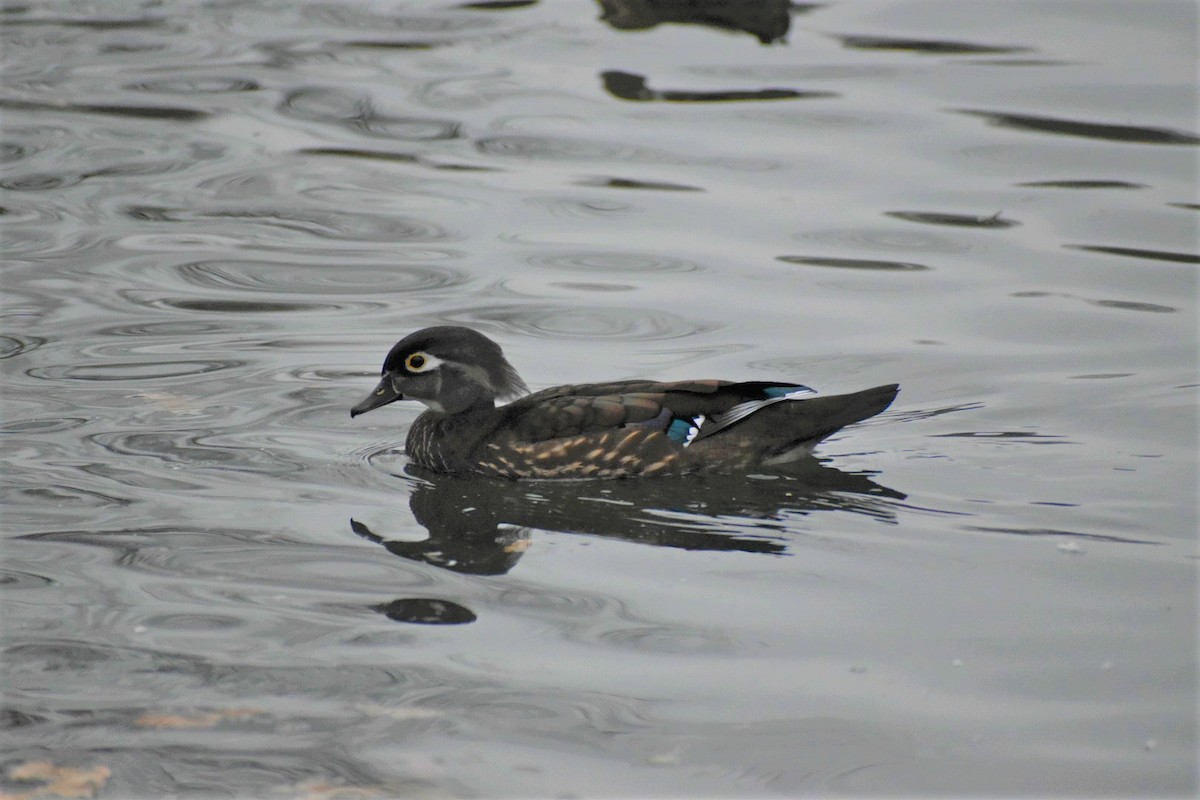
[369,597,477,625]
[351,461,904,580]
[595,0,821,45]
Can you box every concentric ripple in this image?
[116,290,384,315]
[172,259,469,295]
[477,135,776,170]
[593,623,744,655]
[87,430,305,475]
[278,86,461,141]
[445,305,715,340]
[797,227,973,254]
[527,251,706,274]
[26,359,240,382]
[0,334,46,359]
[126,77,261,94]
[121,204,455,244]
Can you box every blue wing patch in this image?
[764,385,815,398]
[667,415,705,445]
[667,386,817,447]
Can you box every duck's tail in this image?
[757,383,899,464]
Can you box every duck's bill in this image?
[351,377,401,418]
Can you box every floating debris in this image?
[134,707,263,729]
[2,761,111,800]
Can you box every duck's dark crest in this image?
[384,325,528,399]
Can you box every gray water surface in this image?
[2,0,1197,797]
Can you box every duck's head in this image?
[351,326,529,418]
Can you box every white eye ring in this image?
[404,352,442,373]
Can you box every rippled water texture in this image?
[2,1,1197,797]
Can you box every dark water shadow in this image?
[886,210,1018,229]
[350,461,906,579]
[954,109,1200,145]
[1065,244,1200,266]
[459,0,538,10]
[777,255,930,271]
[963,525,1160,545]
[835,34,1031,56]
[0,97,209,122]
[602,70,832,103]
[1015,180,1146,190]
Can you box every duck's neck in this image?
[405,401,500,473]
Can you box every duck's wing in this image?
[468,381,702,479]
[505,379,815,442]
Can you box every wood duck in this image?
[351,326,898,479]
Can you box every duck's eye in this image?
[405,352,430,372]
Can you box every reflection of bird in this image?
[594,0,798,45]
[352,326,898,479]
[351,462,906,575]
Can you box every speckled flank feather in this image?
[476,427,682,479]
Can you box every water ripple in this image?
[956,108,1200,145]
[0,171,84,191]
[477,135,777,171]
[777,255,930,271]
[87,430,306,475]
[796,227,973,254]
[27,360,240,382]
[120,204,455,244]
[4,639,189,677]
[0,417,90,435]
[2,484,131,510]
[524,196,636,219]
[836,34,1032,55]
[140,613,248,632]
[594,623,744,655]
[0,97,210,122]
[413,685,652,746]
[0,224,58,257]
[494,586,612,618]
[1016,179,1146,190]
[26,527,438,597]
[278,86,461,141]
[443,305,716,340]
[527,251,706,274]
[0,122,225,194]
[300,3,493,34]
[886,210,1019,229]
[0,140,30,163]
[0,568,54,590]
[0,334,46,359]
[601,70,826,103]
[411,70,548,111]
[172,259,470,295]
[126,77,261,94]
[1065,244,1200,265]
[1011,290,1177,313]
[116,290,385,315]
[98,320,239,337]
[574,175,703,192]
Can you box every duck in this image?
[351,326,898,479]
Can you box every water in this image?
[2,0,1197,796]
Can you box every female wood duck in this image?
[351,326,898,479]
